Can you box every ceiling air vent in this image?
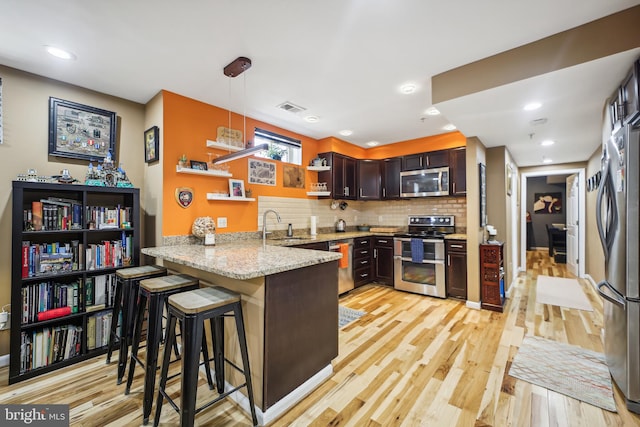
[277,101,306,114]
[530,117,548,126]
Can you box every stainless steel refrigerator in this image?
[596,124,640,414]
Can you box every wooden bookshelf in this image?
[9,181,140,384]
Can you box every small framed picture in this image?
[144,126,159,163]
[190,160,208,170]
[229,179,246,198]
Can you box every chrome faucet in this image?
[262,209,281,247]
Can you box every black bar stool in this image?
[106,264,167,384]
[153,286,258,427]
[125,273,212,425]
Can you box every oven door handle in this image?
[394,256,444,265]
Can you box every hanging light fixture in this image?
[213,56,268,164]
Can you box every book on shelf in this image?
[20,325,82,373]
[31,201,43,231]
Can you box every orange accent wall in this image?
[161,91,467,236]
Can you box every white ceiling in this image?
[1,1,638,167]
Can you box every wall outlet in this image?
[217,217,227,228]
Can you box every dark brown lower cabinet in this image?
[373,236,394,285]
[446,239,467,299]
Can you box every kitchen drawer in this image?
[374,236,393,247]
[354,265,372,287]
[446,240,466,253]
[354,257,371,269]
[354,236,371,249]
[354,246,372,259]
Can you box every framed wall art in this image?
[190,160,208,170]
[229,179,246,198]
[479,163,487,227]
[248,158,276,186]
[534,192,562,214]
[48,97,117,162]
[144,126,159,163]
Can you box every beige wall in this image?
[465,137,486,303]
[586,147,605,282]
[0,65,145,355]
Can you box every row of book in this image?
[20,325,83,373]
[22,273,117,325]
[86,205,133,229]
[24,198,82,232]
[24,198,133,232]
[22,234,133,278]
[87,311,116,351]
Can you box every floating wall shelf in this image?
[306,191,331,196]
[206,140,244,151]
[176,165,232,177]
[206,193,255,202]
[306,165,331,171]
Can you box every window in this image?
[254,128,302,165]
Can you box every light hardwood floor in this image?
[1,249,639,426]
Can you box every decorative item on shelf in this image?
[190,160,207,170]
[84,151,133,187]
[192,216,216,246]
[310,156,327,167]
[245,188,252,198]
[178,154,188,168]
[55,169,76,184]
[175,187,194,208]
[486,225,498,241]
[16,169,51,183]
[229,178,246,198]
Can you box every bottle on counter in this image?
[287,223,293,237]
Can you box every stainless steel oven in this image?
[393,238,446,298]
[393,215,454,298]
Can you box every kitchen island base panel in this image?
[160,259,338,413]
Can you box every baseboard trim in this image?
[466,300,481,310]
[0,354,9,368]
[199,363,333,426]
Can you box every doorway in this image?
[519,168,586,278]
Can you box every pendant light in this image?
[213,56,268,164]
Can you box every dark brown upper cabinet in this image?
[357,159,381,200]
[401,150,449,171]
[381,158,401,199]
[449,147,466,196]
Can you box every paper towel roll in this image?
[310,216,317,236]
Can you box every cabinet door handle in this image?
[453,182,456,193]
[448,255,451,265]
[374,248,378,258]
[360,188,363,197]
[421,157,425,167]
[383,188,386,198]
[450,244,463,248]
[378,239,388,244]
[345,187,349,196]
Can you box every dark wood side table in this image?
[480,241,505,312]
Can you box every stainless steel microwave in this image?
[400,167,449,197]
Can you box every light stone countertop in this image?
[445,234,467,240]
[142,240,342,280]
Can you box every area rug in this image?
[536,275,593,311]
[509,335,616,412]
[339,305,366,328]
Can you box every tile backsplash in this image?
[258,196,467,233]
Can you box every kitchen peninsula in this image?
[141,241,341,425]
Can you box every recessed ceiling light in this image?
[541,139,555,146]
[303,115,319,123]
[400,83,417,94]
[443,124,456,131]
[45,46,76,60]
[524,102,542,111]
[339,129,353,136]
[425,107,440,116]
[366,141,379,147]
[543,158,553,164]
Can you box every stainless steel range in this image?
[393,215,455,298]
